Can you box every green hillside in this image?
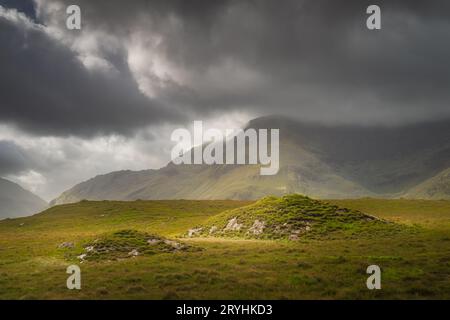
[190,194,404,240]
[0,196,449,299]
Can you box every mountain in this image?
[404,168,450,200]
[0,178,48,219]
[51,116,450,205]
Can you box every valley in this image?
[0,197,448,299]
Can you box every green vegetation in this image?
[69,229,195,262]
[0,197,449,299]
[192,194,407,240]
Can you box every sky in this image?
[0,0,450,200]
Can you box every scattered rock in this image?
[289,234,299,241]
[72,230,192,262]
[58,242,74,249]
[209,226,218,234]
[248,220,265,235]
[224,217,243,231]
[163,239,184,250]
[305,225,311,231]
[187,227,203,237]
[128,249,140,257]
[147,238,161,245]
[77,253,87,261]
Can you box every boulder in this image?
[187,227,203,237]
[209,226,218,234]
[58,242,74,249]
[224,217,243,231]
[248,220,265,235]
[128,249,140,257]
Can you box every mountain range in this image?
[51,116,450,205]
[0,178,48,219]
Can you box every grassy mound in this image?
[73,230,193,262]
[188,194,405,240]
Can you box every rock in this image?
[164,240,183,250]
[85,246,94,252]
[147,239,161,245]
[19,223,25,227]
[187,227,203,237]
[305,225,311,231]
[248,220,265,235]
[77,253,87,261]
[224,217,243,231]
[128,249,139,257]
[289,234,299,241]
[58,242,74,249]
[209,226,218,234]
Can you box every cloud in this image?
[28,0,450,125]
[2,0,450,139]
[0,124,174,199]
[0,6,180,137]
[0,140,31,176]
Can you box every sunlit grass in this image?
[0,198,449,299]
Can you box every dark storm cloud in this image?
[2,0,450,138]
[0,10,179,137]
[35,0,450,125]
[0,141,30,176]
[0,0,37,20]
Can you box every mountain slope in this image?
[0,178,48,219]
[404,168,450,200]
[51,116,450,204]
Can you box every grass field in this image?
[0,198,449,299]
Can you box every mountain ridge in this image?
[0,178,48,219]
[51,116,450,205]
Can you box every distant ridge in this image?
[0,178,48,218]
[405,168,450,200]
[51,116,450,205]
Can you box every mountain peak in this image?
[0,178,48,219]
[50,117,450,204]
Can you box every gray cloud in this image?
[0,8,179,137]
[2,0,450,138]
[30,0,450,125]
[0,141,31,176]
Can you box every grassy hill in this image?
[0,196,449,299]
[190,194,404,240]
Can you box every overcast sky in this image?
[1,0,450,200]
